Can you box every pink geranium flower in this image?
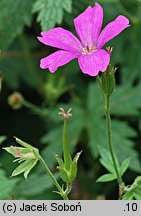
[37,2,129,76]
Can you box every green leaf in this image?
[1,36,43,89]
[96,173,117,182]
[0,0,33,49]
[0,169,19,199]
[120,158,131,176]
[98,0,119,2]
[62,0,72,12]
[15,172,60,196]
[99,147,120,176]
[111,83,141,116]
[0,136,6,145]
[134,189,141,200]
[33,0,72,31]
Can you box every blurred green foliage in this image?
[0,0,141,199]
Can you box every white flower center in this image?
[82,45,97,55]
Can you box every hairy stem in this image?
[96,75,124,198]
[39,156,68,200]
[105,95,123,185]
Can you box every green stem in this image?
[39,156,68,200]
[96,76,123,186]
[105,95,123,186]
[24,100,49,116]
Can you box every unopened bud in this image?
[8,92,24,109]
[102,64,116,96]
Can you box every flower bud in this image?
[8,92,24,109]
[102,64,116,96]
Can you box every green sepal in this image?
[122,176,141,200]
[102,64,116,96]
[54,154,64,168]
[59,167,70,183]
[11,159,38,179]
[55,154,70,182]
[23,160,38,179]
[4,146,36,160]
[4,138,40,179]
[69,151,82,182]
[55,151,82,184]
[14,137,33,149]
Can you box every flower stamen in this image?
[82,45,97,55]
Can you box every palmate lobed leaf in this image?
[99,147,120,174]
[97,148,131,183]
[1,38,42,89]
[33,0,72,31]
[0,169,19,199]
[15,172,60,197]
[0,0,33,49]
[111,83,141,116]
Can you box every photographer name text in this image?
[2,202,82,213]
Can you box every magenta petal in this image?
[37,27,82,55]
[74,3,103,47]
[97,15,130,49]
[40,50,76,72]
[92,3,103,45]
[78,49,110,76]
[74,6,93,47]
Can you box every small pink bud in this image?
[58,108,72,119]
